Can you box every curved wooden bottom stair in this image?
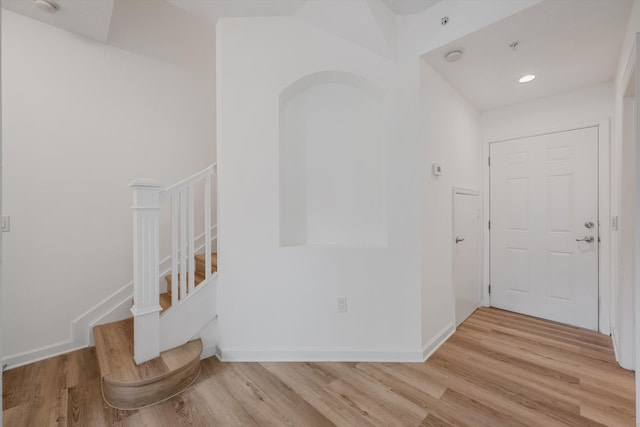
[93,318,202,410]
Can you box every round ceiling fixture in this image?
[444,50,463,63]
[33,0,59,14]
[518,74,536,83]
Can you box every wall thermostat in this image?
[432,163,442,176]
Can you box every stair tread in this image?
[165,271,207,296]
[93,318,202,409]
[160,293,171,313]
[165,270,206,284]
[165,253,217,294]
[195,252,217,268]
[93,318,202,384]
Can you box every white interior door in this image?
[490,127,599,330]
[454,189,481,327]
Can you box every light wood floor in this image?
[3,307,635,426]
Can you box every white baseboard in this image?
[612,328,620,363]
[4,280,135,369]
[218,346,425,363]
[422,322,456,361]
[219,322,457,364]
[201,344,218,360]
[3,228,217,370]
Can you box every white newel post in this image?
[130,179,162,364]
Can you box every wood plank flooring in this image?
[3,307,635,426]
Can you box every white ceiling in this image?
[2,0,115,43]
[6,0,626,114]
[1,0,441,44]
[379,0,440,15]
[424,0,632,112]
[164,0,442,21]
[163,0,305,22]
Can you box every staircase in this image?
[93,165,218,410]
[165,253,218,298]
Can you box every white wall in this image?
[481,82,614,141]
[0,6,4,423]
[420,61,482,351]
[216,0,538,361]
[618,91,636,369]
[612,0,640,377]
[217,14,423,361]
[2,4,215,365]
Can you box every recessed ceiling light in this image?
[519,74,536,83]
[444,50,463,63]
[33,0,59,14]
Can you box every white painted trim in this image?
[618,40,637,96]
[483,120,611,335]
[482,140,492,307]
[219,347,425,363]
[3,226,217,370]
[130,305,162,316]
[452,187,480,196]
[2,342,89,371]
[220,322,455,363]
[633,33,640,422]
[612,329,621,363]
[597,120,611,335]
[160,165,215,199]
[201,344,218,360]
[422,322,456,361]
[484,121,609,146]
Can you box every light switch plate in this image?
[337,297,347,313]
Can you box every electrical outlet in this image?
[337,297,347,313]
[1,216,10,232]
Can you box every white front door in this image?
[490,127,599,330]
[453,189,481,327]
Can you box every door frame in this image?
[452,187,482,327]
[483,121,611,334]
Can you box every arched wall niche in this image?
[279,70,389,247]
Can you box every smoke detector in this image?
[33,0,59,14]
[444,50,463,63]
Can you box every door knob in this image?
[576,236,595,243]
[455,237,465,244]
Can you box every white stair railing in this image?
[162,165,215,306]
[130,164,216,364]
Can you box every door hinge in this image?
[488,284,491,295]
[488,156,491,167]
[488,220,491,230]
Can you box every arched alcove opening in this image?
[279,71,388,247]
